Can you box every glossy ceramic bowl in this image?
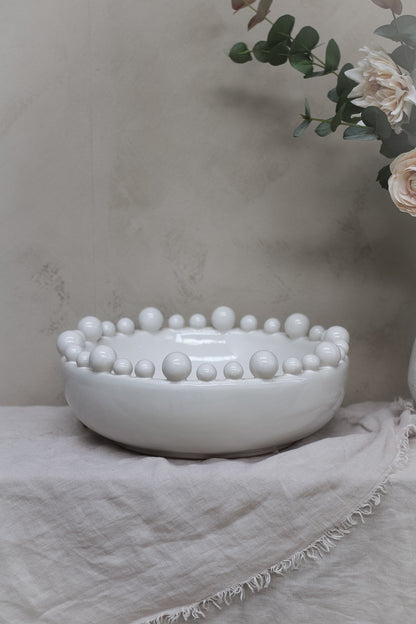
[57,306,350,458]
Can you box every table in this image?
[1,403,415,623]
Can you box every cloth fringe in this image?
[142,400,416,624]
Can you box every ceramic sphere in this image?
[135,359,156,378]
[196,363,217,382]
[315,341,341,367]
[113,358,133,376]
[65,345,82,362]
[189,313,206,329]
[223,361,244,380]
[162,352,192,381]
[283,357,302,375]
[309,325,325,341]
[76,351,91,368]
[325,326,350,344]
[57,330,85,356]
[335,339,349,355]
[263,318,280,334]
[138,307,164,332]
[249,350,278,379]
[240,315,257,332]
[84,341,95,352]
[77,316,102,342]
[102,321,116,337]
[89,345,117,372]
[302,354,320,371]
[211,306,235,332]
[284,313,310,339]
[168,314,185,330]
[117,317,135,335]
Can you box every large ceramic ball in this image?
[138,307,164,332]
[117,317,135,335]
[240,315,257,332]
[102,321,116,337]
[223,361,244,380]
[168,314,185,330]
[162,352,192,381]
[309,325,325,341]
[65,344,83,362]
[211,306,235,332]
[325,326,350,344]
[283,357,302,375]
[113,358,133,376]
[57,330,85,356]
[189,313,206,329]
[89,345,117,372]
[263,318,280,334]
[135,359,156,378]
[249,350,278,379]
[284,313,310,339]
[77,316,102,342]
[315,341,341,367]
[196,363,217,382]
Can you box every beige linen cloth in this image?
[0,401,415,624]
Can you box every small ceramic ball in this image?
[117,317,135,335]
[65,344,83,362]
[76,351,91,368]
[335,339,349,355]
[325,326,350,344]
[102,321,116,337]
[189,313,206,329]
[138,307,164,332]
[89,345,117,372]
[263,318,281,334]
[315,341,341,367]
[162,352,192,381]
[77,316,102,342]
[135,359,155,378]
[249,350,278,379]
[211,306,235,332]
[309,325,325,341]
[168,314,185,330]
[284,313,310,339]
[57,330,85,356]
[283,357,302,375]
[113,358,133,376]
[223,361,244,380]
[302,354,320,371]
[84,341,95,352]
[240,314,257,332]
[196,363,217,382]
[337,346,346,361]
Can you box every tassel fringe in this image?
[142,399,416,624]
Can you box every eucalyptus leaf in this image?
[253,41,270,62]
[327,88,339,103]
[229,42,252,64]
[267,14,295,46]
[325,39,341,72]
[268,42,290,66]
[304,98,311,120]
[331,106,344,132]
[375,15,416,47]
[402,106,416,146]
[361,107,392,141]
[291,26,319,54]
[376,164,391,190]
[315,121,332,137]
[380,131,413,157]
[343,126,378,140]
[293,118,311,137]
[336,63,356,99]
[390,45,416,72]
[289,51,313,75]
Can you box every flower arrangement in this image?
[229,0,416,215]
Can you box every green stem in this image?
[302,115,360,127]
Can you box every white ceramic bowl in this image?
[58,307,350,458]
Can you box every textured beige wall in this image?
[1,0,415,405]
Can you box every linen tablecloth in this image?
[0,401,415,623]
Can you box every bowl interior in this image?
[100,328,317,381]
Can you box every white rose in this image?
[388,148,416,216]
[345,47,416,133]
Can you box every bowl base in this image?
[118,441,282,459]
